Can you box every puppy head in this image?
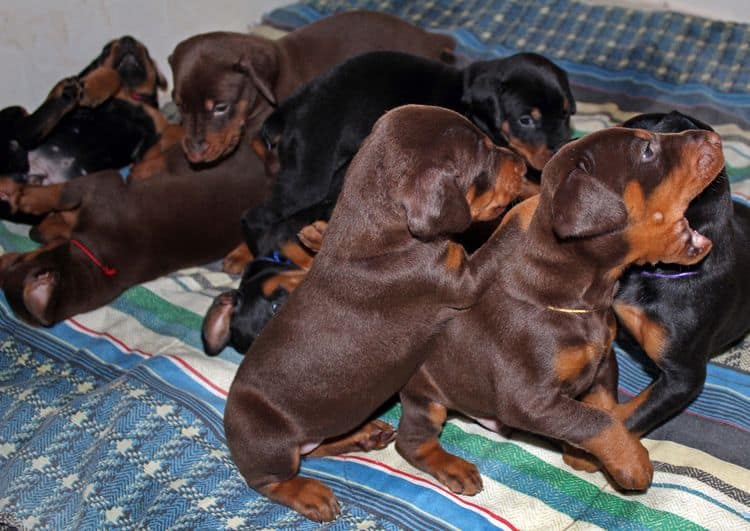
[544,126,724,266]
[382,105,526,241]
[201,259,297,355]
[463,53,575,171]
[170,33,278,164]
[80,36,167,107]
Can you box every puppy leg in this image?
[307,420,396,457]
[396,374,483,495]
[17,77,82,144]
[519,395,652,491]
[16,184,67,216]
[222,242,253,275]
[563,347,619,472]
[79,66,121,107]
[224,390,340,522]
[29,210,78,244]
[614,302,706,435]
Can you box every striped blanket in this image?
[1,1,749,528]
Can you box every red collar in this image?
[71,239,118,276]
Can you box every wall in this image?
[0,0,746,109]
[0,0,287,109]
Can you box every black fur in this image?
[242,50,574,256]
[616,111,750,434]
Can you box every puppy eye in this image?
[271,301,280,313]
[642,142,655,161]
[213,102,230,115]
[578,158,592,173]
[518,115,535,128]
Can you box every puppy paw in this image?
[297,220,328,253]
[605,443,653,491]
[263,477,341,522]
[562,444,601,473]
[17,188,57,216]
[431,454,483,496]
[60,77,84,104]
[0,178,22,213]
[355,420,396,452]
[222,244,253,275]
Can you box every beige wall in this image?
[0,0,287,109]
[1,0,747,110]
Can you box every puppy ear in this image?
[551,168,627,240]
[235,43,278,106]
[403,167,472,241]
[22,270,58,326]
[461,64,504,139]
[202,291,236,356]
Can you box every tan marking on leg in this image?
[498,195,539,233]
[259,477,340,522]
[581,422,653,490]
[555,343,601,383]
[222,242,253,275]
[307,420,396,457]
[17,184,66,216]
[613,303,667,362]
[280,241,314,271]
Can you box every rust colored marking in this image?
[222,242,253,275]
[251,137,268,161]
[202,100,250,162]
[614,385,653,435]
[507,135,552,171]
[18,184,65,216]
[308,420,395,457]
[555,343,601,382]
[298,221,327,253]
[499,195,539,232]
[412,437,483,495]
[261,270,307,297]
[633,129,652,140]
[280,241,314,270]
[260,476,339,522]
[80,66,121,107]
[580,421,652,490]
[613,302,667,362]
[444,242,466,272]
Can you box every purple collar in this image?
[640,270,698,279]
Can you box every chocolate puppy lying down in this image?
[224,105,526,521]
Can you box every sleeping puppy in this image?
[242,50,574,257]
[202,208,329,356]
[0,36,167,186]
[224,105,526,521]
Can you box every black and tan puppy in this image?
[0,36,167,186]
[608,112,750,435]
[169,10,455,165]
[242,50,574,257]
[392,126,723,497]
[0,148,267,326]
[224,105,526,521]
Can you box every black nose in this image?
[119,36,137,50]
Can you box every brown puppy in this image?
[393,127,724,495]
[170,10,455,164]
[0,146,268,326]
[224,105,526,521]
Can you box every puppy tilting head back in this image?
[366,105,526,243]
[463,52,576,172]
[541,126,724,267]
[80,35,167,107]
[170,33,277,164]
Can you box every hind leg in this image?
[396,371,483,495]
[308,420,395,457]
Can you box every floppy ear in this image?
[462,64,505,140]
[402,167,472,241]
[551,168,627,239]
[202,291,236,356]
[234,42,278,106]
[22,269,58,326]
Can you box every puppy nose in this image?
[119,36,137,49]
[183,137,208,159]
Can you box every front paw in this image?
[562,444,601,473]
[60,77,84,104]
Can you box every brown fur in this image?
[223,106,525,521]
